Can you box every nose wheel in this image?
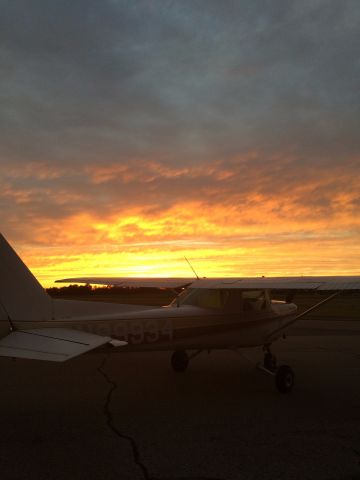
[260,346,295,394]
[275,365,295,393]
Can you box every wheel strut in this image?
[263,344,277,371]
[260,344,295,393]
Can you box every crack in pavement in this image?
[97,355,225,480]
[98,354,360,479]
[98,355,151,480]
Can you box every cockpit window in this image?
[177,288,227,309]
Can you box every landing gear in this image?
[275,365,294,394]
[260,345,295,394]
[171,350,189,372]
[263,351,277,371]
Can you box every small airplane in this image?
[0,233,359,393]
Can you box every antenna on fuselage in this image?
[184,256,200,280]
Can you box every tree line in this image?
[46,284,167,296]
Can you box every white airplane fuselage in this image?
[2,297,297,352]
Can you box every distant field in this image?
[56,291,175,306]
[288,292,360,320]
[53,291,360,320]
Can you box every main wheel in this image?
[171,350,189,372]
[275,365,294,393]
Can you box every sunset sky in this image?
[1,1,359,287]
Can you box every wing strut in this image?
[266,291,341,342]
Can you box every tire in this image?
[171,350,189,372]
[275,365,294,393]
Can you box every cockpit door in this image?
[223,290,243,313]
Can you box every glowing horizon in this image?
[15,201,360,287]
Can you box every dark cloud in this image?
[1,0,359,246]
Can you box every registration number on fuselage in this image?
[85,318,174,345]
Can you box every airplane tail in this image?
[0,234,127,362]
[0,234,52,322]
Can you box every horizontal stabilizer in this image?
[0,328,121,362]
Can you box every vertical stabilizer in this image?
[0,234,52,321]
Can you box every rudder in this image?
[0,234,52,322]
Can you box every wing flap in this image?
[0,328,118,362]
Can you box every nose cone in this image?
[271,301,298,316]
[287,303,298,314]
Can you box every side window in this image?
[196,289,223,309]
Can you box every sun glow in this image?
[4,158,359,288]
[16,199,360,287]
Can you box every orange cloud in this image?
[15,196,359,286]
[2,153,359,286]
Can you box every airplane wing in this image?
[55,277,195,289]
[186,276,360,291]
[0,328,126,362]
[187,277,359,339]
[55,276,360,291]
